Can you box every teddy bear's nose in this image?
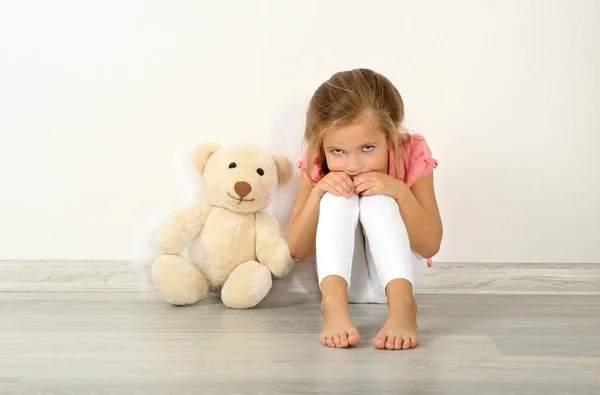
[234,181,252,198]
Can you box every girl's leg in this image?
[365,249,427,304]
[316,193,360,287]
[358,194,422,350]
[317,193,372,301]
[347,222,372,304]
[358,195,414,290]
[316,193,362,348]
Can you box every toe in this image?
[374,333,387,349]
[394,336,403,350]
[320,333,326,346]
[386,335,395,350]
[340,332,349,348]
[326,337,335,348]
[402,335,412,350]
[348,331,360,346]
[410,335,419,348]
[333,334,341,348]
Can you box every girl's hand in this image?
[314,171,355,199]
[353,171,408,201]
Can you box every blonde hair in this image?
[304,68,410,176]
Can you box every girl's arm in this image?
[288,171,442,261]
[395,172,443,259]
[286,178,322,261]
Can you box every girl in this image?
[287,68,442,350]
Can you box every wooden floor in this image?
[1,291,599,394]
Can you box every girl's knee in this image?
[359,195,400,216]
[320,192,359,214]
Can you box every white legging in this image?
[316,193,427,304]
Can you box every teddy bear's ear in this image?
[271,154,293,185]
[192,142,221,175]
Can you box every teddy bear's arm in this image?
[255,212,294,278]
[156,202,210,255]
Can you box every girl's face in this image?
[322,111,389,177]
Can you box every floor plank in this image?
[0,292,598,394]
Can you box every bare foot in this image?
[373,297,418,350]
[320,296,360,348]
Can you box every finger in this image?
[339,173,356,192]
[331,180,351,197]
[353,178,374,191]
[326,176,352,197]
[332,173,355,195]
[355,181,378,195]
[325,180,349,198]
[322,182,341,197]
[352,174,366,187]
[352,171,377,186]
[333,179,354,197]
[360,186,381,196]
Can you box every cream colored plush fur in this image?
[151,142,295,309]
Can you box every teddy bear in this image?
[151,142,295,309]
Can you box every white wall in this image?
[1,0,598,263]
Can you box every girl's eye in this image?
[332,149,343,155]
[363,145,374,152]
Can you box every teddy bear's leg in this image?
[151,254,209,306]
[221,261,272,309]
[255,212,295,278]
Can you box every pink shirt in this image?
[296,134,438,266]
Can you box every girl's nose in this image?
[345,159,362,175]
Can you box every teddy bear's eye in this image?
[257,168,264,176]
[229,162,237,169]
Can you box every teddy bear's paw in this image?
[221,261,272,309]
[151,255,209,306]
[262,244,295,278]
[155,223,189,255]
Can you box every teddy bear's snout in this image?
[234,181,252,198]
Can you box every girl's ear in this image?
[192,142,221,175]
[271,154,293,184]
